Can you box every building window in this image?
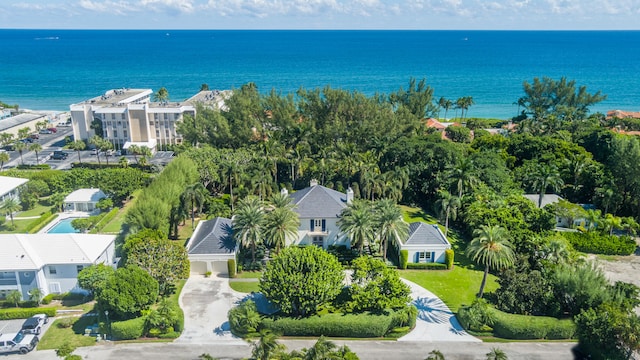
[111,114,115,120]
[165,130,169,137]
[164,114,168,120]
[310,219,326,232]
[418,252,432,263]
[123,130,128,138]
[76,265,83,274]
[117,121,121,126]
[113,130,118,138]
[156,130,160,137]
[150,121,154,126]
[154,114,158,120]
[312,236,323,247]
[49,266,57,275]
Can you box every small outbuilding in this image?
[399,222,451,264]
[186,217,237,276]
[64,188,107,212]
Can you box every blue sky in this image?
[1,0,639,30]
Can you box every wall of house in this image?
[404,246,449,264]
[95,241,116,266]
[188,254,236,275]
[43,264,90,294]
[294,217,349,248]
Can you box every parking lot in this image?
[0,319,25,334]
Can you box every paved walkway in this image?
[399,279,479,342]
[176,273,246,345]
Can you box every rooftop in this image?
[74,88,153,107]
[607,110,640,119]
[0,176,29,197]
[403,222,450,246]
[64,188,107,203]
[0,113,48,132]
[187,217,235,255]
[0,234,116,270]
[288,183,349,218]
[523,193,563,208]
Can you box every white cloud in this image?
[140,0,196,13]
[11,2,67,10]
[204,0,397,17]
[78,0,139,14]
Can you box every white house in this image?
[399,222,451,264]
[186,217,236,275]
[0,234,116,300]
[523,193,589,228]
[0,175,28,202]
[287,180,352,249]
[64,188,107,212]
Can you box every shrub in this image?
[406,263,448,270]
[261,311,395,337]
[399,250,408,270]
[445,249,454,269]
[24,211,55,233]
[489,307,575,340]
[561,232,636,255]
[228,259,236,278]
[56,318,76,329]
[41,294,54,305]
[90,207,119,233]
[228,300,261,336]
[0,307,56,320]
[158,331,181,339]
[327,245,360,265]
[111,316,146,340]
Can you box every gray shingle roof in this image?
[523,194,563,208]
[288,185,348,218]
[188,217,236,255]
[404,222,450,246]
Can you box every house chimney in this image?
[280,188,288,196]
[310,179,318,187]
[346,187,354,204]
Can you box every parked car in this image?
[0,332,39,355]
[20,314,47,335]
[39,129,53,134]
[91,149,99,155]
[29,134,39,139]
[47,127,58,133]
[51,151,68,160]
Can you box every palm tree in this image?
[233,196,266,263]
[542,238,570,264]
[264,207,299,255]
[13,141,26,166]
[67,140,86,164]
[128,144,140,164]
[118,156,129,168]
[1,198,21,226]
[49,192,66,213]
[250,329,283,360]
[527,163,564,208]
[376,199,409,262]
[338,200,375,254]
[304,336,337,360]
[28,288,43,304]
[435,190,460,237]
[604,213,623,236]
[99,139,114,165]
[182,183,208,229]
[446,157,477,199]
[466,225,515,298]
[153,87,169,104]
[584,209,601,231]
[486,348,508,360]
[0,151,9,171]
[438,97,453,120]
[28,143,43,164]
[269,192,294,211]
[89,135,103,165]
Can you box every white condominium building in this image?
[70,88,228,150]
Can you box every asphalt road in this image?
[14,339,578,360]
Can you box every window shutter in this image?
[431,252,435,263]
[321,219,326,232]
[310,219,314,231]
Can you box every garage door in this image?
[190,261,207,274]
[212,261,228,274]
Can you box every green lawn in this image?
[17,201,53,217]
[101,189,142,233]
[0,218,36,233]
[400,205,439,224]
[38,316,98,350]
[400,267,499,313]
[236,271,263,279]
[229,280,260,293]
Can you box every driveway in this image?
[399,279,480,342]
[176,274,247,345]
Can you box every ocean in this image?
[1,30,639,119]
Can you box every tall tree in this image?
[466,225,515,298]
[153,87,169,103]
[375,199,409,262]
[264,206,299,255]
[250,329,284,360]
[436,190,460,237]
[181,182,208,229]
[13,141,26,165]
[0,150,10,170]
[527,163,564,208]
[338,200,375,254]
[233,196,266,263]
[438,97,453,120]
[446,157,478,199]
[89,135,103,165]
[28,142,42,164]
[67,140,86,164]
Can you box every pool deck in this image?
[38,211,91,234]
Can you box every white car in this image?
[20,314,48,335]
[0,332,39,355]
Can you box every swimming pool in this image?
[46,218,81,234]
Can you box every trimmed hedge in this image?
[111,317,146,340]
[0,300,39,309]
[41,294,54,305]
[445,249,454,270]
[24,211,56,233]
[228,259,237,278]
[90,207,119,233]
[399,250,408,270]
[561,232,636,255]
[406,262,448,270]
[490,308,576,340]
[0,307,56,320]
[261,311,395,337]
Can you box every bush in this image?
[406,263,448,270]
[228,259,236,278]
[41,294,54,305]
[399,250,408,270]
[56,318,76,329]
[561,232,636,255]
[25,211,56,234]
[261,311,395,337]
[445,249,454,270]
[327,245,360,265]
[489,307,575,340]
[157,331,180,339]
[0,307,56,320]
[16,164,51,170]
[111,317,146,340]
[90,207,119,233]
[174,306,184,333]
